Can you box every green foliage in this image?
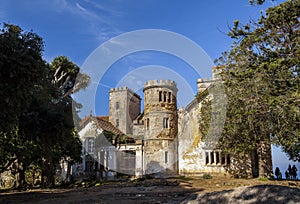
[0,23,46,133]
[176,175,194,181]
[0,23,89,189]
[210,0,300,177]
[249,0,267,5]
[258,177,269,181]
[202,174,212,179]
[50,56,90,99]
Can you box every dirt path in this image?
[1,175,300,204]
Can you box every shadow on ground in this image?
[0,178,202,204]
[181,184,300,204]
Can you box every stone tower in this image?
[109,87,141,135]
[143,80,178,176]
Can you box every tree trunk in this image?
[41,159,55,188]
[258,140,273,178]
[13,160,26,189]
[251,149,259,178]
[66,161,72,182]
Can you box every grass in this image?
[258,177,269,181]
[176,175,194,181]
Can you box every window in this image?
[116,102,120,109]
[163,117,169,129]
[165,151,168,163]
[168,92,171,103]
[205,151,230,166]
[205,152,209,165]
[216,152,220,164]
[116,119,119,127]
[146,118,150,130]
[210,152,214,164]
[87,138,94,153]
[227,155,230,164]
[85,161,93,172]
[163,92,167,102]
[159,91,162,102]
[221,153,226,165]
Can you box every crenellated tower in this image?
[109,87,141,135]
[143,80,178,176]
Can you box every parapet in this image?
[110,86,141,99]
[144,79,177,89]
[110,86,129,92]
[143,79,178,93]
[197,77,216,83]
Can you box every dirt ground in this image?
[1,175,300,204]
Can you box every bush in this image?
[202,174,212,179]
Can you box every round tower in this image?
[143,79,178,176]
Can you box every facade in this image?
[73,66,272,179]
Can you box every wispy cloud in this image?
[84,0,125,16]
[48,0,124,43]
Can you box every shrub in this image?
[202,174,212,179]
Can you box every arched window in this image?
[163,117,169,128]
[87,138,94,153]
[159,91,162,102]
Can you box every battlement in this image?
[110,86,141,99]
[110,86,130,92]
[197,78,214,83]
[144,79,177,88]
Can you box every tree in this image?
[20,56,89,187]
[212,0,299,177]
[50,56,90,99]
[0,24,46,133]
[0,24,89,189]
[0,23,48,188]
[49,56,90,127]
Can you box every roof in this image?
[95,116,123,135]
[79,115,136,144]
[97,116,109,121]
[79,115,123,135]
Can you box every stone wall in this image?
[109,87,141,134]
[142,80,178,176]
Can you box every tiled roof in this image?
[97,116,109,121]
[80,115,124,135]
[95,116,123,135]
[79,115,136,144]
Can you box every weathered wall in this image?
[142,80,178,176]
[109,87,141,134]
[177,78,229,175]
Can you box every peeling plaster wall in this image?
[178,102,204,174]
[178,95,227,175]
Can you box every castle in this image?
[70,66,271,179]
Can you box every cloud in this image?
[48,0,124,43]
[84,0,125,16]
[75,2,87,12]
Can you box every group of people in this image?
[275,164,298,180]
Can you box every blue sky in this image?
[2,0,298,176]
